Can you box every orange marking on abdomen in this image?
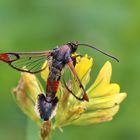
[0,54,10,62]
[47,80,59,92]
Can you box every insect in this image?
[0,42,119,121]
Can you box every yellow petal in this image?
[41,61,50,81]
[81,93,127,110]
[75,54,93,80]
[87,61,113,97]
[88,83,120,97]
[54,106,85,127]
[13,76,41,126]
[95,61,112,84]
[21,72,43,102]
[72,105,119,125]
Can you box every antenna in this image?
[78,43,119,62]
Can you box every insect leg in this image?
[63,77,86,101]
[67,60,89,102]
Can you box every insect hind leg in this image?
[35,94,58,121]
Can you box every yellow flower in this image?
[53,57,127,127]
[12,54,127,140]
[75,54,93,80]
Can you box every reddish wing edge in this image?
[0,50,53,74]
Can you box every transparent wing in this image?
[63,60,89,101]
[9,55,51,73]
[0,50,53,73]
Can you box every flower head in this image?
[12,54,127,140]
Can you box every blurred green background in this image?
[0,0,140,140]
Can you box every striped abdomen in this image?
[45,65,62,102]
[36,61,64,120]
